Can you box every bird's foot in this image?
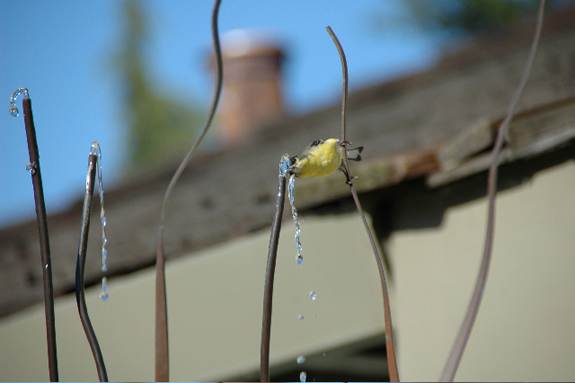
[346,175,358,185]
[339,140,352,148]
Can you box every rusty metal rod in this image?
[326,26,400,382]
[75,152,108,382]
[440,1,545,381]
[155,0,223,380]
[260,160,288,382]
[21,97,59,382]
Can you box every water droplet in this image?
[289,175,295,204]
[299,371,307,382]
[100,247,107,273]
[309,291,316,301]
[297,355,305,364]
[91,142,99,156]
[279,153,290,177]
[298,314,304,321]
[91,142,108,276]
[288,174,305,265]
[25,163,36,175]
[313,313,317,318]
[9,87,29,117]
[100,276,108,301]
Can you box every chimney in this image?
[212,29,285,148]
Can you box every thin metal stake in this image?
[75,152,108,382]
[20,96,59,381]
[440,1,545,380]
[154,1,222,380]
[260,156,289,382]
[326,26,399,381]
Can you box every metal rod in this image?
[155,0,223,380]
[75,152,108,382]
[260,165,287,382]
[440,1,545,381]
[349,185,398,381]
[22,97,59,382]
[326,26,400,381]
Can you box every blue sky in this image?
[0,1,442,228]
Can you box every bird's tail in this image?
[346,146,364,161]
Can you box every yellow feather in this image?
[291,138,342,178]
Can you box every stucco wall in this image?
[390,160,575,381]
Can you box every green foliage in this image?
[404,0,539,34]
[114,0,204,168]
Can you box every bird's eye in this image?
[310,139,323,147]
[289,156,297,166]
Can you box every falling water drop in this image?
[91,142,107,272]
[299,371,307,382]
[298,314,304,321]
[91,142,109,297]
[102,250,108,272]
[279,153,290,177]
[297,356,306,364]
[9,87,29,117]
[25,163,36,175]
[100,277,109,301]
[309,291,316,301]
[288,174,304,265]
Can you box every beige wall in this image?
[390,160,575,381]
[0,160,574,381]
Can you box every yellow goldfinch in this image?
[289,138,363,179]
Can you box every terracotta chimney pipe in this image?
[212,29,285,147]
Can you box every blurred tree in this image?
[371,0,571,42]
[403,0,540,35]
[114,0,205,168]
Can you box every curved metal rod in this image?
[10,92,59,382]
[440,1,545,381]
[155,0,223,380]
[260,155,290,382]
[326,26,400,382]
[75,152,108,382]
